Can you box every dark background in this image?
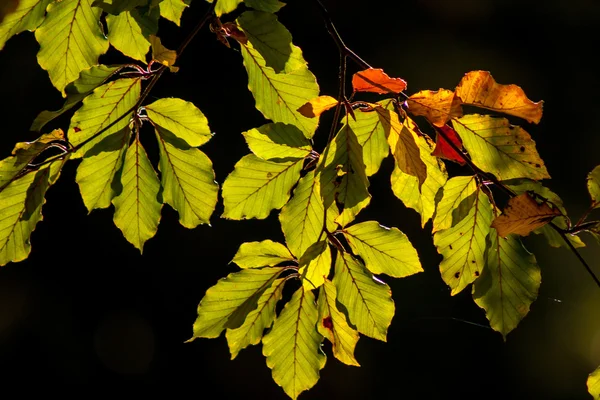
[1,0,599,397]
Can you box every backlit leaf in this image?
[452,114,550,181]
[0,0,52,51]
[69,77,141,158]
[298,240,331,290]
[149,34,177,68]
[589,364,600,400]
[472,228,541,339]
[112,137,162,253]
[232,240,294,269]
[159,0,187,25]
[491,192,561,237]
[343,221,422,278]
[455,70,543,124]
[226,277,285,360]
[156,127,218,228]
[0,0,21,25]
[191,267,283,339]
[432,175,478,233]
[222,154,303,220]
[333,252,394,341]
[92,0,147,14]
[432,124,465,165]
[297,96,338,118]
[206,0,243,17]
[407,89,463,127]
[352,68,407,94]
[587,165,600,209]
[262,287,326,400]
[107,7,158,62]
[434,189,493,295]
[35,0,109,94]
[243,123,311,161]
[146,98,212,147]
[317,279,360,366]
[245,0,285,13]
[348,106,389,176]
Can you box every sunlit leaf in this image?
[206,0,243,17]
[333,252,394,341]
[262,287,326,400]
[343,221,422,278]
[472,228,541,339]
[348,106,389,176]
[317,279,360,366]
[297,96,338,118]
[156,127,218,228]
[0,0,20,25]
[432,175,477,233]
[243,122,311,161]
[222,154,303,220]
[245,0,285,13]
[434,189,493,295]
[226,277,285,360]
[92,0,147,14]
[232,240,294,269]
[69,77,141,158]
[0,0,52,51]
[107,7,158,62]
[146,98,212,147]
[432,124,465,165]
[452,114,550,181]
[298,240,331,290]
[587,165,600,209]
[589,364,600,399]
[492,192,561,237]
[159,0,187,25]
[35,0,109,94]
[190,267,283,339]
[112,137,162,253]
[352,68,407,94]
[75,127,130,212]
[407,89,463,127]
[455,70,543,124]
[149,34,178,69]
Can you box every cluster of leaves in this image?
[0,0,599,399]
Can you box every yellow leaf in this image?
[491,192,561,237]
[407,89,463,127]
[297,95,338,118]
[150,35,178,70]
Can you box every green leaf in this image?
[75,127,130,212]
[434,189,493,295]
[107,7,158,62]
[35,0,110,94]
[587,165,600,209]
[317,279,360,366]
[206,0,243,17]
[191,267,283,339]
[238,12,319,138]
[92,0,148,14]
[226,277,286,360]
[262,287,326,400]
[589,365,600,400]
[31,65,124,132]
[298,240,331,290]
[156,127,218,228]
[472,228,541,339]
[243,123,311,160]
[318,124,370,227]
[347,107,389,176]
[343,220,422,278]
[279,170,339,259]
[146,98,213,147]
[432,175,478,233]
[222,154,303,220]
[452,115,550,181]
[159,0,187,25]
[333,252,394,341]
[244,0,284,13]
[232,240,294,269]
[69,77,141,158]
[0,0,52,51]
[0,161,63,266]
[112,137,162,252]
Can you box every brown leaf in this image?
[297,96,338,118]
[491,193,561,237]
[352,68,407,95]
[432,125,465,165]
[407,89,463,127]
[455,71,543,124]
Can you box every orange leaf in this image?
[352,68,407,95]
[407,89,463,127]
[297,96,339,118]
[491,193,561,237]
[455,71,543,124]
[432,125,465,165]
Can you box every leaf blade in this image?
[232,240,294,269]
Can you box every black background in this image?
[1,0,600,398]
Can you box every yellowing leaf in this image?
[343,221,422,278]
[587,165,600,209]
[262,287,326,400]
[298,240,331,290]
[242,123,311,160]
[333,252,394,341]
[432,175,478,233]
[491,192,561,237]
[222,154,303,220]
[149,34,178,68]
[455,70,543,124]
[0,0,52,51]
[317,279,360,366]
[232,240,294,269]
[297,96,338,118]
[352,68,407,94]
[588,365,600,400]
[452,114,550,181]
[407,89,463,127]
[35,0,109,94]
[348,105,389,176]
[146,98,212,147]
[159,0,187,25]
[107,8,158,63]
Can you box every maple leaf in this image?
[352,68,407,94]
[491,192,562,237]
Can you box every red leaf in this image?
[432,125,465,165]
[352,68,407,94]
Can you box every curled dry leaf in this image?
[406,89,463,127]
[352,68,407,94]
[297,95,339,118]
[491,192,561,237]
